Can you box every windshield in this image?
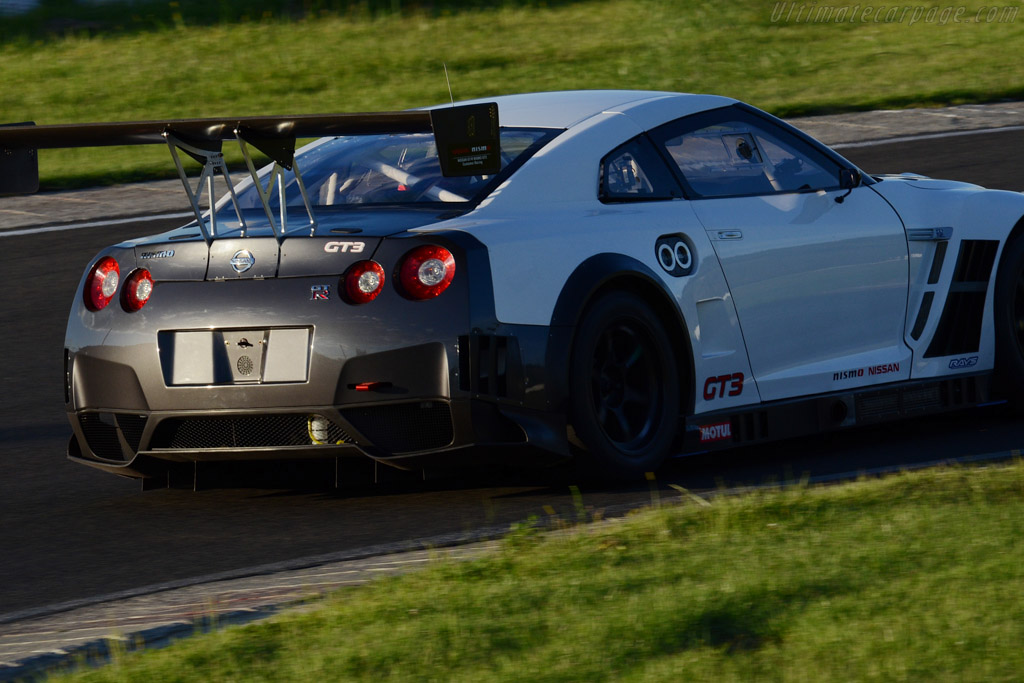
[233,128,554,210]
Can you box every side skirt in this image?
[682,373,993,453]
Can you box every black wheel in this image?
[569,291,681,478]
[995,236,1024,405]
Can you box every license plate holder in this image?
[160,328,311,385]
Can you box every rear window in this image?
[235,128,555,209]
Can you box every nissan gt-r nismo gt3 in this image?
[22,90,1024,482]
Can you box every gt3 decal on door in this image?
[703,373,744,400]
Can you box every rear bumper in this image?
[66,327,572,478]
[67,395,568,479]
[64,231,572,480]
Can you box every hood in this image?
[873,173,982,191]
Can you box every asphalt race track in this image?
[1,130,1023,617]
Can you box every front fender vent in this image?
[924,240,998,358]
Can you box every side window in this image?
[653,109,841,199]
[599,135,681,202]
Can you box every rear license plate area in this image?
[159,328,311,385]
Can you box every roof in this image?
[437,90,736,129]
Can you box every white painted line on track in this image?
[832,124,1024,149]
[0,212,192,238]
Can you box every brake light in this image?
[344,260,386,304]
[84,257,120,311]
[398,245,455,299]
[122,269,154,311]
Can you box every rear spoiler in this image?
[0,103,499,243]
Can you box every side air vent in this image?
[78,413,149,461]
[78,412,148,461]
[458,334,523,400]
[732,411,768,442]
[910,292,934,341]
[856,384,941,423]
[924,240,998,358]
[855,378,980,424]
[79,413,126,461]
[116,414,148,452]
[64,349,71,404]
[927,241,948,285]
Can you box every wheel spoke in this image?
[610,405,632,440]
[624,344,644,369]
[623,386,649,407]
[572,295,680,467]
[603,333,616,364]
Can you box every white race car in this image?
[3,90,1022,483]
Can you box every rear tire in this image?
[994,236,1024,407]
[568,291,680,478]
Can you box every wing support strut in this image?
[163,130,247,244]
[234,127,317,243]
[0,105,494,239]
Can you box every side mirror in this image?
[840,168,861,189]
[835,168,861,203]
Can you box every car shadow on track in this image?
[161,405,1023,504]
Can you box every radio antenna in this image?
[443,63,455,107]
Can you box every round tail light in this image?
[398,245,455,300]
[122,269,154,311]
[344,260,386,304]
[84,256,120,311]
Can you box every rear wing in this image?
[0,103,500,243]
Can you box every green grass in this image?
[2,0,1023,188]
[48,461,1024,681]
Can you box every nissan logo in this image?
[230,249,255,273]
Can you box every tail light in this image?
[398,245,455,300]
[344,260,386,304]
[122,269,154,311]
[84,256,120,311]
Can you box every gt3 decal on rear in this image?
[324,241,365,254]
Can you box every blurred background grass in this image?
[2,0,1022,187]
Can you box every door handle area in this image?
[716,230,743,240]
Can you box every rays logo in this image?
[948,356,978,369]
